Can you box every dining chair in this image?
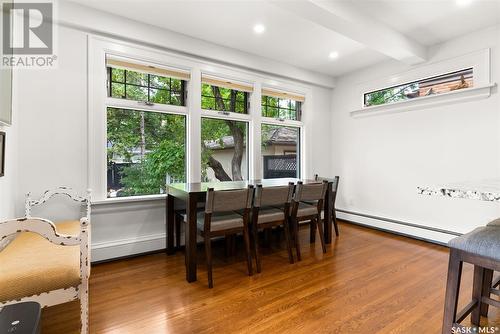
[251,182,295,272]
[290,181,329,261]
[182,185,254,288]
[314,174,340,237]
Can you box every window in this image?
[262,96,301,120]
[106,57,189,107]
[201,118,248,182]
[261,124,300,179]
[261,89,304,121]
[364,68,473,107]
[201,76,252,114]
[106,108,186,198]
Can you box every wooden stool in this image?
[442,226,500,333]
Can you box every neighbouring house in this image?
[204,126,299,181]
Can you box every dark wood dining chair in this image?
[181,185,254,288]
[290,181,329,261]
[442,225,500,333]
[314,174,340,237]
[251,182,295,272]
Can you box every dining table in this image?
[165,178,335,283]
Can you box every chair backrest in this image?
[254,182,294,208]
[293,181,328,202]
[25,187,91,221]
[0,217,82,247]
[205,185,254,214]
[314,175,340,204]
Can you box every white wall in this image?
[331,25,500,243]
[11,16,332,261]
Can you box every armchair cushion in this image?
[0,220,81,302]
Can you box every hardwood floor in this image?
[42,222,499,333]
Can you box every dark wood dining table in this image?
[165,178,334,283]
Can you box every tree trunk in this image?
[207,154,232,181]
[212,87,244,181]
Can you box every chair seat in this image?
[0,220,81,302]
[257,207,285,224]
[487,218,500,227]
[296,202,318,217]
[448,226,500,261]
[184,212,244,232]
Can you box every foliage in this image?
[107,70,251,195]
[107,107,185,197]
[364,83,418,107]
[201,83,246,113]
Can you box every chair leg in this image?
[242,228,253,276]
[252,223,262,273]
[333,210,339,237]
[283,220,294,264]
[310,219,316,243]
[263,228,272,248]
[481,268,494,316]
[80,279,89,334]
[293,219,301,261]
[316,217,327,254]
[442,249,463,334]
[175,214,181,249]
[204,235,213,288]
[471,265,485,326]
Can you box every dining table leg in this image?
[185,193,198,282]
[323,182,333,244]
[166,194,175,255]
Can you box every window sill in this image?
[350,83,496,118]
[92,194,166,205]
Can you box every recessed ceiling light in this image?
[328,51,339,60]
[253,24,265,34]
[456,0,473,7]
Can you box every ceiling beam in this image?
[273,0,427,65]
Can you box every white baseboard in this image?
[90,211,459,263]
[91,233,166,262]
[336,210,458,245]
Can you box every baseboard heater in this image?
[336,209,462,246]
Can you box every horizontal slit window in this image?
[364,68,473,108]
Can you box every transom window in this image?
[201,83,248,113]
[200,76,252,114]
[364,68,473,107]
[108,67,186,106]
[261,89,304,121]
[261,96,301,121]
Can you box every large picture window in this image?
[364,68,473,107]
[201,118,248,182]
[107,107,186,197]
[261,124,300,179]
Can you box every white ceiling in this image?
[67,0,500,77]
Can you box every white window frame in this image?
[351,48,495,117]
[89,36,311,202]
